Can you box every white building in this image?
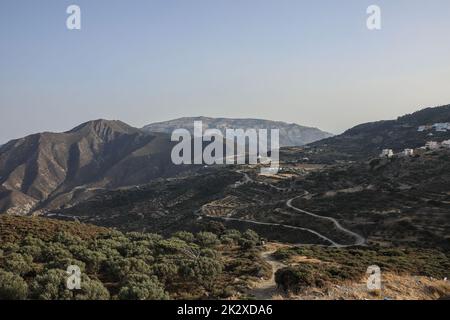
[433,123,450,132]
[402,149,414,156]
[418,124,433,132]
[425,141,440,150]
[380,149,394,158]
[442,140,450,148]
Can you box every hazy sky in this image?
[1,0,450,143]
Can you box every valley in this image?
[1,106,450,300]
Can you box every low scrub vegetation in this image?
[0,216,268,300]
[274,246,450,294]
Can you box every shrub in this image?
[45,257,86,273]
[238,238,256,249]
[18,245,43,260]
[71,246,106,274]
[118,274,168,300]
[75,275,110,300]
[221,229,241,242]
[53,232,82,246]
[178,256,223,284]
[242,229,259,242]
[1,242,19,254]
[151,262,178,283]
[0,269,29,300]
[195,232,219,248]
[30,269,73,300]
[173,231,195,243]
[275,265,317,293]
[42,243,73,262]
[3,253,33,276]
[119,240,151,257]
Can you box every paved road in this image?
[205,170,365,247]
[286,196,366,246]
[204,215,340,246]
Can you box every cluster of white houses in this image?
[418,123,450,132]
[380,140,450,158]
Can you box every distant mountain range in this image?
[142,117,333,147]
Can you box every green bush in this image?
[243,230,259,242]
[0,219,263,300]
[42,243,73,262]
[75,275,110,300]
[275,265,317,293]
[173,231,195,243]
[118,274,168,300]
[195,232,219,248]
[0,269,29,300]
[3,253,33,276]
[151,261,178,283]
[30,269,73,300]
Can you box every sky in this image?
[1,0,450,143]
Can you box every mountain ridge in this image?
[142,116,333,147]
[304,104,450,161]
[0,119,188,215]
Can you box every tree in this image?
[243,229,259,242]
[220,229,242,246]
[103,257,152,281]
[46,257,86,273]
[151,261,178,284]
[75,275,110,300]
[53,232,82,246]
[0,269,28,300]
[119,240,151,258]
[195,232,219,248]
[70,246,106,274]
[30,269,73,300]
[3,253,33,276]
[19,245,43,261]
[118,274,168,300]
[42,243,73,262]
[275,265,316,293]
[173,231,195,243]
[238,229,260,249]
[178,256,222,284]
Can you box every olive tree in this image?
[118,274,168,300]
[30,269,73,300]
[3,253,33,276]
[0,269,28,300]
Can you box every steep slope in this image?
[142,117,333,147]
[303,104,450,161]
[0,120,187,215]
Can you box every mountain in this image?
[301,104,450,161]
[0,120,188,215]
[142,117,333,147]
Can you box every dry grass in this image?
[0,215,110,243]
[277,273,450,300]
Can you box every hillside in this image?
[0,215,270,300]
[143,117,333,147]
[301,105,450,161]
[290,150,450,249]
[0,120,189,215]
